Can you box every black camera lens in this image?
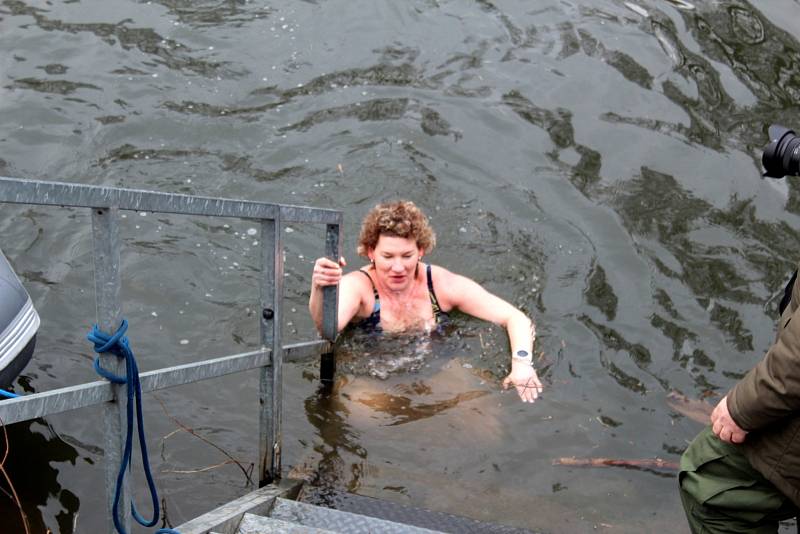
[763,124,800,178]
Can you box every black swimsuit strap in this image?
[358,269,380,301]
[427,264,444,321]
[357,270,382,330]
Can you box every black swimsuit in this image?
[357,264,447,331]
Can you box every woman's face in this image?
[369,234,423,292]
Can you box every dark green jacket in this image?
[729,269,800,507]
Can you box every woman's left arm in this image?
[436,267,542,403]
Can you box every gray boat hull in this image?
[0,248,39,392]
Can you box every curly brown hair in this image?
[356,201,436,257]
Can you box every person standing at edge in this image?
[309,200,543,403]
[679,270,800,532]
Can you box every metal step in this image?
[299,488,537,534]
[268,497,447,534]
[237,512,337,534]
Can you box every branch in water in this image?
[553,457,679,470]
[162,459,241,475]
[154,394,254,485]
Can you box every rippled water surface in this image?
[3,0,800,532]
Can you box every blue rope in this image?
[89,319,180,534]
[0,388,19,398]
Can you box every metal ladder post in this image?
[259,215,284,485]
[91,206,130,534]
[320,223,341,382]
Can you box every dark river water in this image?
[3,0,800,532]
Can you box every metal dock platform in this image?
[177,482,537,534]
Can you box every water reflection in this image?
[503,90,603,193]
[356,386,490,427]
[302,379,368,494]
[2,0,235,78]
[299,330,506,493]
[0,419,80,534]
[150,0,273,29]
[613,167,799,353]
[623,2,800,154]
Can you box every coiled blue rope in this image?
[89,319,180,534]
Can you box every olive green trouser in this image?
[679,426,798,534]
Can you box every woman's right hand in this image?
[311,256,347,289]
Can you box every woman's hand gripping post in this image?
[309,256,347,334]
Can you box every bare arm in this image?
[308,257,365,334]
[436,267,541,403]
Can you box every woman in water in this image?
[309,200,542,403]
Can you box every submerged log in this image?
[666,390,713,424]
[553,457,679,470]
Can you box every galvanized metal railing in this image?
[0,177,342,533]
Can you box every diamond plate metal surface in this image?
[270,498,446,534]
[238,512,336,534]
[300,488,538,534]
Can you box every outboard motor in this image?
[0,248,39,391]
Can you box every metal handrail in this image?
[0,177,342,533]
[0,340,331,426]
[0,177,340,223]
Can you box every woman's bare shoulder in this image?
[429,263,468,284]
[340,268,377,317]
[342,268,375,290]
[428,264,469,303]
